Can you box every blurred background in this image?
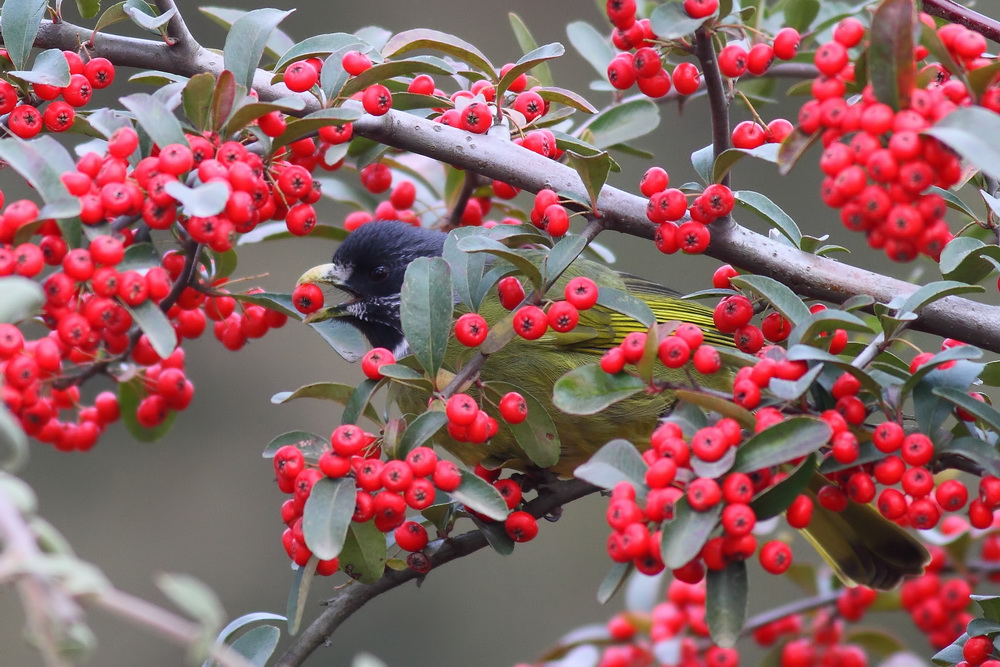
[2,0,1000,665]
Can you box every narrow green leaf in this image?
[262,430,329,462]
[123,0,173,34]
[182,73,217,132]
[733,417,832,472]
[582,99,659,150]
[544,234,589,289]
[596,287,656,328]
[457,235,543,289]
[661,499,722,569]
[974,594,1000,622]
[156,573,225,633]
[339,521,387,584]
[340,56,457,98]
[272,382,382,424]
[649,1,717,39]
[938,437,1000,477]
[470,514,515,555]
[227,625,280,667]
[444,227,489,310]
[486,382,560,468]
[565,150,612,214]
[207,611,287,659]
[566,21,614,78]
[898,280,983,316]
[553,364,645,415]
[75,0,101,18]
[272,107,362,150]
[120,93,188,148]
[224,8,294,91]
[397,410,447,457]
[0,137,80,220]
[939,236,1000,284]
[734,190,802,247]
[1,0,47,70]
[125,301,176,359]
[509,13,553,87]
[399,257,453,379]
[712,144,780,184]
[785,345,884,398]
[308,318,370,363]
[0,406,28,473]
[868,0,916,110]
[164,180,229,217]
[750,454,816,520]
[91,2,131,37]
[209,70,238,133]
[272,32,365,74]
[496,42,564,99]
[0,276,43,324]
[788,309,872,348]
[8,48,71,86]
[452,470,508,521]
[783,0,820,32]
[706,562,749,648]
[535,85,598,114]
[223,96,306,137]
[934,388,1000,433]
[926,109,1000,183]
[729,275,811,325]
[692,144,714,185]
[597,562,631,604]
[285,557,316,635]
[776,127,820,176]
[573,439,647,496]
[342,379,380,427]
[302,477,356,560]
[382,28,496,78]
[237,222,347,246]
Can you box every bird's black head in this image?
[298,221,447,354]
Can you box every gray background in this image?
[3,0,1000,665]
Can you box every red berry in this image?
[292,283,324,314]
[759,540,792,574]
[361,347,394,380]
[505,511,538,542]
[362,84,392,115]
[513,305,547,340]
[454,313,488,347]
[498,391,528,424]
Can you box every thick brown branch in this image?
[923,0,1000,43]
[693,27,732,190]
[275,478,598,667]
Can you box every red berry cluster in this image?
[272,431,542,575]
[641,167,734,256]
[599,322,722,378]
[796,15,992,262]
[483,274,600,344]
[0,50,114,139]
[602,0,802,103]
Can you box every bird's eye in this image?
[369,265,388,282]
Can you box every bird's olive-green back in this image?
[395,256,734,476]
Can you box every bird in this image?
[297,220,928,589]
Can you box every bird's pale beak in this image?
[297,263,355,324]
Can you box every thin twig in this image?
[444,172,481,231]
[151,0,198,52]
[274,478,598,667]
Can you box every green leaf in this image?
[382,28,496,78]
[661,499,721,569]
[444,227,489,310]
[0,276,43,324]
[649,1,717,39]
[565,150,611,213]
[163,180,229,218]
[201,6,294,61]
[729,275,811,325]
[973,594,1000,622]
[0,137,80,220]
[339,521,387,584]
[451,470,508,521]
[120,93,188,149]
[182,73,217,132]
[898,280,983,316]
[457,235,543,290]
[340,56,458,98]
[302,477,356,560]
[596,287,655,328]
[932,642,967,666]
[496,42,564,99]
[223,97,306,137]
[597,562,631,604]
[566,21,614,78]
[270,382,381,424]
[397,410,447,458]
[902,343,983,396]
[125,301,177,359]
[8,48,71,86]
[573,439,647,497]
[210,70,239,133]
[553,364,645,415]
[1,0,47,70]
[788,309,872,348]
[706,561,748,648]
[485,382,560,468]
[75,0,101,19]
[934,388,1000,433]
[712,144,780,184]
[926,108,1000,182]
[272,107,362,150]
[261,430,329,462]
[868,0,916,110]
[785,345,884,398]
[123,0,172,34]
[939,236,1000,284]
[734,190,803,247]
[285,557,316,635]
[227,625,280,666]
[733,417,832,472]
[342,379,380,427]
[156,573,224,633]
[224,8,294,91]
[272,33,365,74]
[938,437,1000,477]
[206,611,286,665]
[544,233,589,288]
[229,291,298,319]
[582,99,659,150]
[692,144,714,185]
[399,257,453,379]
[750,454,816,520]
[470,514,515,556]
[308,318,370,364]
[91,2,131,37]
[237,222,347,246]
[783,0,820,32]
[776,127,820,176]
[509,13,553,87]
[0,406,28,473]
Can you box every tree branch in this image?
[275,478,598,667]
[693,26,732,190]
[19,20,1000,353]
[151,0,198,52]
[923,0,1000,43]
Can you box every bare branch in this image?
[693,26,732,190]
[275,478,598,667]
[924,0,1000,43]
